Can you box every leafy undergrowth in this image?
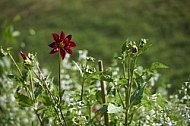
[1,36,189,125]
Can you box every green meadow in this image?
[1,0,190,94]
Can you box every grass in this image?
[1,0,190,94]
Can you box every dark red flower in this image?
[48,31,76,59]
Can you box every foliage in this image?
[1,28,190,125]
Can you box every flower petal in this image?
[60,31,65,41]
[65,47,73,54]
[49,48,59,54]
[48,42,57,48]
[65,34,72,41]
[69,41,76,47]
[52,33,59,42]
[60,48,66,59]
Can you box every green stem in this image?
[89,104,92,120]
[29,70,35,102]
[80,77,85,101]
[125,54,131,126]
[80,62,88,101]
[53,105,64,126]
[116,84,125,108]
[59,104,68,126]
[112,81,125,108]
[32,69,57,102]
[29,70,44,125]
[8,52,22,76]
[57,53,68,126]
[34,109,44,126]
[124,55,137,126]
[32,66,67,125]
[58,53,61,102]
[122,53,126,78]
[122,53,129,125]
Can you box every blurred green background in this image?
[1,0,190,94]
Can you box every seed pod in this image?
[131,45,138,53]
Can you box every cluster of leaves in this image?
[0,54,37,125]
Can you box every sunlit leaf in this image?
[101,74,113,82]
[107,103,124,113]
[122,41,127,53]
[72,61,83,77]
[15,92,34,107]
[151,62,168,69]
[13,14,21,23]
[95,105,108,115]
[34,82,42,98]
[53,84,59,97]
[39,95,53,106]
[130,83,146,106]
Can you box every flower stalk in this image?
[122,42,138,126]
[8,52,22,76]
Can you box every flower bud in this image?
[131,45,138,53]
[20,51,27,60]
[20,51,32,65]
[140,39,147,48]
[0,47,7,57]
[141,39,147,44]
[92,104,100,113]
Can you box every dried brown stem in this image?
[98,60,109,126]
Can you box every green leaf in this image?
[13,14,21,23]
[151,62,168,69]
[89,72,100,80]
[7,74,15,79]
[89,105,108,124]
[34,83,42,98]
[137,41,152,56]
[15,92,34,107]
[53,84,59,97]
[95,105,108,115]
[96,90,102,104]
[122,41,127,53]
[130,83,146,106]
[60,90,65,99]
[156,94,167,109]
[118,77,128,87]
[101,74,113,82]
[36,105,46,113]
[107,103,124,113]
[39,95,53,106]
[6,47,13,51]
[72,61,83,77]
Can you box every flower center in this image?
[59,41,65,48]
